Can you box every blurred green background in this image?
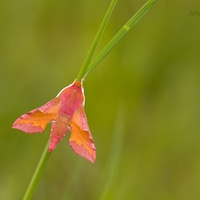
[1,0,200,199]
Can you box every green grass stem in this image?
[97,103,127,200]
[76,0,118,80]
[22,140,51,200]
[84,0,157,78]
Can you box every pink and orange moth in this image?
[12,80,96,163]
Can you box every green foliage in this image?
[1,0,200,199]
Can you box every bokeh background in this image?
[1,0,200,199]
